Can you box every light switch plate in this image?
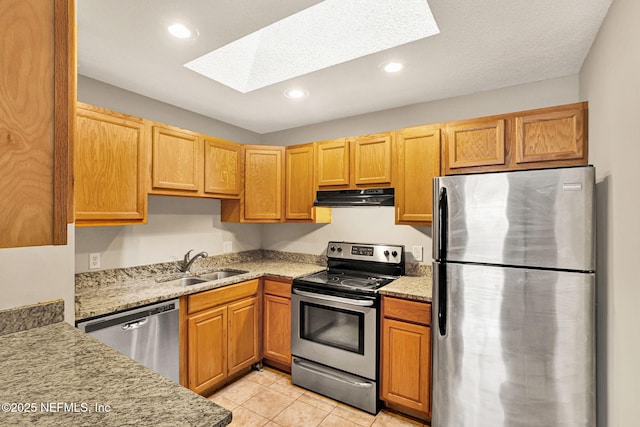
[223,241,233,253]
[412,245,423,262]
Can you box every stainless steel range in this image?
[291,241,404,414]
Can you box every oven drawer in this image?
[292,357,379,414]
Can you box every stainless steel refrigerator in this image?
[432,166,596,427]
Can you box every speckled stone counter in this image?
[0,322,231,426]
[0,299,64,336]
[76,258,326,321]
[379,274,433,302]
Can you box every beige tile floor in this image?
[207,367,430,427]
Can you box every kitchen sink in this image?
[195,270,247,281]
[179,277,207,286]
[176,269,248,286]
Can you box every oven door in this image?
[291,286,378,380]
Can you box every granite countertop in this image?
[0,322,231,426]
[76,251,433,321]
[379,274,433,303]
[76,259,326,321]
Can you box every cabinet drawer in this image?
[188,279,260,314]
[383,297,431,326]
[264,278,291,298]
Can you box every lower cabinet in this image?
[380,296,432,420]
[262,277,292,372]
[181,279,261,395]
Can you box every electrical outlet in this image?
[89,253,101,269]
[412,245,423,262]
[223,241,233,253]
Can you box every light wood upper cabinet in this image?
[381,297,432,420]
[286,144,315,220]
[352,133,393,186]
[394,125,441,225]
[150,124,201,193]
[245,146,284,220]
[442,102,588,175]
[221,145,285,222]
[75,104,147,226]
[444,118,506,174]
[315,134,393,190]
[203,137,242,197]
[315,138,350,188]
[514,104,587,166]
[0,0,73,247]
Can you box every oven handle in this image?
[292,289,375,307]
[293,359,374,389]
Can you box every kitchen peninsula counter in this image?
[0,321,231,426]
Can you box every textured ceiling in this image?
[77,0,612,134]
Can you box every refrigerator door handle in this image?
[438,262,447,336]
[438,187,448,260]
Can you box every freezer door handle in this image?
[438,187,448,260]
[438,263,447,336]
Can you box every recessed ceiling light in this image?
[168,23,196,39]
[184,0,439,93]
[284,89,308,99]
[382,62,404,73]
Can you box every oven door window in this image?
[300,301,365,355]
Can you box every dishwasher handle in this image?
[122,317,149,331]
[77,299,178,334]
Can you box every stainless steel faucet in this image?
[180,250,208,273]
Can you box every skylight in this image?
[184,0,439,93]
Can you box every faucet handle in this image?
[183,249,194,263]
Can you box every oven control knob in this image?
[384,250,390,257]
[337,247,342,252]
[391,250,398,257]
[330,246,336,252]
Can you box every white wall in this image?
[0,226,75,324]
[579,0,640,425]
[262,207,432,262]
[75,197,262,273]
[262,76,581,262]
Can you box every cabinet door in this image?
[395,126,440,225]
[381,318,431,416]
[286,144,315,220]
[244,146,284,220]
[444,118,506,174]
[0,0,72,247]
[227,296,260,375]
[75,105,146,225]
[352,133,392,186]
[514,104,586,166]
[263,293,291,368]
[151,124,200,192]
[187,306,227,394]
[315,139,350,188]
[203,137,242,197]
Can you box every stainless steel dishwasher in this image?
[76,299,179,383]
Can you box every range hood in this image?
[313,188,394,207]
